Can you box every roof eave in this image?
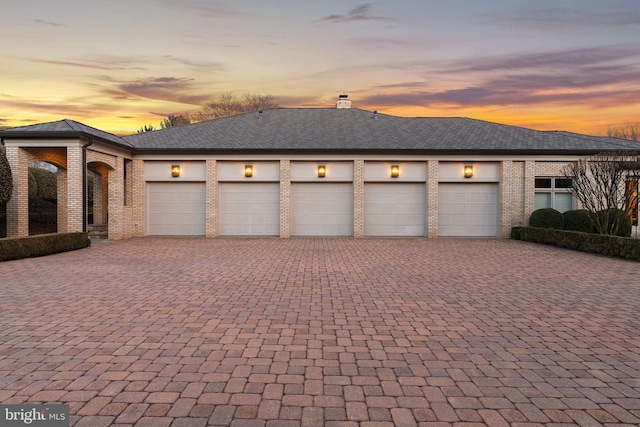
[131,148,633,156]
[0,131,133,150]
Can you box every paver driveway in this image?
[0,238,639,427]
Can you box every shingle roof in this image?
[0,119,133,148]
[3,110,638,154]
[124,108,640,154]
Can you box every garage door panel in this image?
[438,183,498,237]
[147,182,206,236]
[219,183,279,236]
[292,183,353,236]
[364,183,426,236]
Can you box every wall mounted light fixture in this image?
[171,164,180,177]
[317,165,326,178]
[245,165,253,177]
[390,164,400,178]
[464,164,474,178]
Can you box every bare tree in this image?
[197,93,277,121]
[160,114,191,129]
[241,93,277,114]
[136,124,156,134]
[606,122,640,142]
[562,151,639,235]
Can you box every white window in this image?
[534,177,574,212]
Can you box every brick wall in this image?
[499,161,527,236]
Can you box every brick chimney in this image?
[336,94,351,109]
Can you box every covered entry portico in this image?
[1,120,139,240]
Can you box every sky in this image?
[1,0,639,136]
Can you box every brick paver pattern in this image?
[1,238,639,427]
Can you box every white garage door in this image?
[364,183,426,236]
[438,183,499,237]
[292,183,353,236]
[147,182,206,235]
[219,183,280,236]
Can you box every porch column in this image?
[66,145,84,232]
[353,160,364,238]
[279,160,291,238]
[57,170,68,232]
[5,146,29,237]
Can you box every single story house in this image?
[2,96,639,240]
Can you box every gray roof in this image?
[0,119,133,149]
[124,108,640,154]
[2,110,638,154]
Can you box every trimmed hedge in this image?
[511,226,640,262]
[0,232,90,262]
[529,208,563,229]
[562,209,594,233]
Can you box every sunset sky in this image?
[2,0,639,136]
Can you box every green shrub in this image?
[29,167,57,200]
[529,208,563,229]
[511,226,640,261]
[0,148,11,204]
[0,232,90,262]
[562,209,594,233]
[595,208,632,237]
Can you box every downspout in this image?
[82,138,93,233]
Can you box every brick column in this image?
[66,145,84,232]
[57,170,68,232]
[426,160,439,238]
[279,160,291,238]
[524,161,535,226]
[108,157,125,240]
[5,146,29,237]
[131,159,145,237]
[206,160,218,237]
[353,160,365,238]
[499,160,512,237]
